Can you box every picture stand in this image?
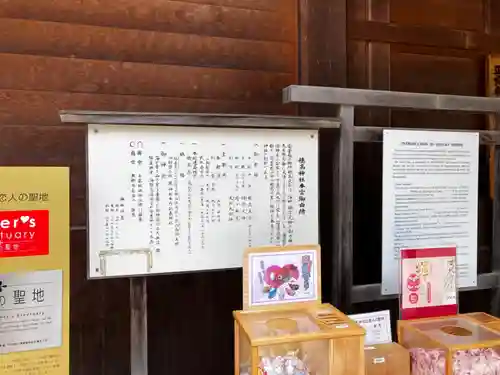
[242,244,321,310]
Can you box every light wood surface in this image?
[364,343,410,375]
[233,303,365,375]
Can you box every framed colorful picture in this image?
[243,244,321,310]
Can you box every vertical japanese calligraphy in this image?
[298,157,307,216]
[87,125,319,278]
[0,167,69,375]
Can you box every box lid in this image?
[463,312,500,325]
[408,316,500,347]
[234,303,365,346]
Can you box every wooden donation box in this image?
[233,245,365,375]
[364,343,410,375]
[234,304,364,375]
[398,314,500,375]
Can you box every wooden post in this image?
[492,146,500,316]
[130,277,148,375]
[333,105,354,310]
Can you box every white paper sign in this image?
[87,124,319,278]
[0,270,63,354]
[349,310,392,345]
[382,130,479,295]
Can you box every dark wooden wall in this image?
[0,1,297,374]
[1,0,500,374]
[344,0,497,319]
[298,0,500,336]
[344,0,496,285]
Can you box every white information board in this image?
[87,124,319,278]
[381,130,479,295]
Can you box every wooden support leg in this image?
[131,277,148,375]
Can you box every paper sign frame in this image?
[399,246,458,320]
[242,244,321,310]
[487,55,500,199]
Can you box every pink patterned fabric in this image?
[258,352,309,375]
[410,348,500,375]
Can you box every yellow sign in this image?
[487,55,500,98]
[0,167,69,375]
[487,55,500,199]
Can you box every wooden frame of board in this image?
[59,111,339,375]
[487,55,500,200]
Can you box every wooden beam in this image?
[349,21,467,49]
[60,111,340,129]
[349,20,500,54]
[297,0,349,308]
[0,54,292,102]
[330,105,354,310]
[0,18,295,73]
[353,126,500,145]
[0,0,295,42]
[0,89,293,126]
[298,0,347,116]
[284,85,500,113]
[491,148,500,316]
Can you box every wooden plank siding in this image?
[0,1,298,374]
[5,0,500,373]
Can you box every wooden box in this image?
[463,312,500,332]
[234,303,365,375]
[461,312,500,325]
[398,314,500,375]
[364,343,410,375]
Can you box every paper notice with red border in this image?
[400,246,458,320]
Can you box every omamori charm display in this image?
[258,350,309,375]
[399,314,500,375]
[410,348,500,375]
